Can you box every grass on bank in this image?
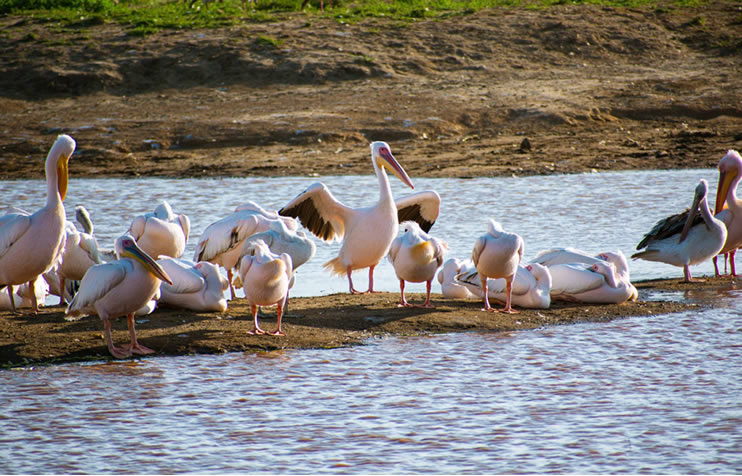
[0,0,713,35]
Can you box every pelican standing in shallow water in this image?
[129,201,190,260]
[632,179,726,282]
[279,141,440,294]
[0,134,75,313]
[65,234,173,359]
[238,240,293,336]
[713,150,742,276]
[472,219,524,313]
[388,221,447,308]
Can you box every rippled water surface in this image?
[2,170,741,473]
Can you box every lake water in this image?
[1,169,741,473]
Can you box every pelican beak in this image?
[679,189,703,244]
[57,152,70,201]
[378,147,414,189]
[123,242,174,285]
[715,169,736,214]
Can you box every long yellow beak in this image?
[378,147,414,189]
[123,242,174,285]
[57,154,70,201]
[715,169,736,214]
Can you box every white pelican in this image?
[194,201,298,300]
[279,141,440,294]
[456,262,552,309]
[437,258,478,300]
[65,234,173,359]
[472,219,524,313]
[531,247,631,283]
[548,261,638,304]
[129,201,190,260]
[0,275,49,311]
[388,221,447,308]
[157,258,229,312]
[632,179,726,282]
[0,134,75,313]
[241,219,316,271]
[238,240,293,336]
[713,150,742,276]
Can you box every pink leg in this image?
[270,299,286,336]
[499,277,519,314]
[104,318,132,359]
[7,285,17,314]
[248,304,266,335]
[713,255,721,276]
[398,280,412,307]
[731,250,737,276]
[227,269,235,300]
[347,267,362,294]
[127,313,155,355]
[480,273,494,311]
[683,265,693,282]
[416,280,435,309]
[28,279,38,315]
[367,265,381,293]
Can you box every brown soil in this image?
[1,3,741,366]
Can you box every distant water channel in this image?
[1,170,741,473]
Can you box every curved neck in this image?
[45,155,62,210]
[728,175,742,211]
[374,159,393,205]
[699,196,716,225]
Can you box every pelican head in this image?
[487,219,505,235]
[525,262,552,288]
[370,141,414,189]
[715,149,742,214]
[48,134,76,201]
[115,234,173,285]
[400,220,423,235]
[591,261,618,288]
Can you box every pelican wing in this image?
[548,264,604,294]
[532,247,600,267]
[636,207,704,250]
[65,261,128,319]
[178,214,191,244]
[0,213,31,260]
[158,258,206,294]
[278,183,352,242]
[396,191,441,232]
[194,214,263,262]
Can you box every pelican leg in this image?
[127,313,155,355]
[248,304,266,335]
[347,266,362,294]
[713,255,721,276]
[227,269,236,300]
[104,318,132,359]
[731,250,738,276]
[398,280,412,307]
[270,300,286,336]
[480,273,494,312]
[367,265,381,293]
[28,279,39,315]
[416,279,435,309]
[499,277,519,314]
[683,265,693,282]
[6,285,17,314]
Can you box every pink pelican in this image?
[279,141,440,294]
[0,135,75,313]
[548,261,638,304]
[65,234,173,359]
[632,179,726,282]
[456,262,552,309]
[472,219,524,313]
[388,221,447,308]
[128,201,190,260]
[713,150,742,276]
[194,201,298,300]
[531,247,631,283]
[437,258,477,300]
[238,240,293,336]
[157,258,229,312]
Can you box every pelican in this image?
[0,134,75,313]
[129,201,190,260]
[632,179,726,282]
[194,201,298,300]
[238,240,293,336]
[456,262,552,309]
[532,247,631,283]
[437,258,478,300]
[0,275,49,311]
[157,258,229,312]
[713,150,742,276]
[279,141,440,294]
[65,234,173,359]
[388,221,447,308]
[472,219,524,313]
[241,219,316,271]
[548,261,638,304]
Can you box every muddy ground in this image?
[1,2,741,366]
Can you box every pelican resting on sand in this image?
[531,247,631,283]
[157,258,229,312]
[194,201,298,300]
[388,221,447,308]
[0,134,75,313]
[472,219,524,313]
[0,276,49,311]
[437,258,477,300]
[632,179,726,282]
[456,262,552,309]
[548,261,637,304]
[238,240,293,336]
[279,141,440,294]
[713,150,742,276]
[129,201,190,260]
[66,234,173,359]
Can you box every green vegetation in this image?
[0,0,713,35]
